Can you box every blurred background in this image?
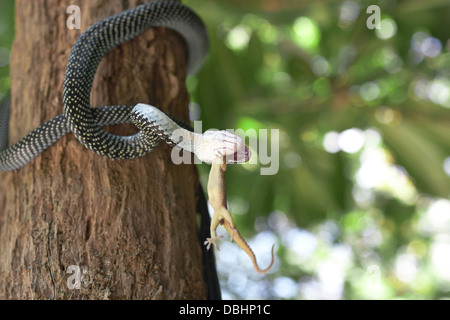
[1,0,450,299]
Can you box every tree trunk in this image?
[0,0,208,299]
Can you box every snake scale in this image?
[0,0,231,299]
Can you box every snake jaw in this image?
[229,144,251,164]
[198,129,251,164]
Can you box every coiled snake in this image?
[0,0,249,171]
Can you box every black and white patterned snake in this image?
[0,0,249,171]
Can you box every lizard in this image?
[204,155,275,274]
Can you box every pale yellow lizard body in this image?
[204,157,275,274]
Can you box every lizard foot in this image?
[204,236,223,251]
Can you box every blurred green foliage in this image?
[1,0,450,299]
[183,0,450,299]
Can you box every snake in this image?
[0,0,249,171]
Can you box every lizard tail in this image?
[223,221,275,274]
[251,244,275,274]
[255,244,275,274]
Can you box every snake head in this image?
[197,130,251,164]
[225,143,251,164]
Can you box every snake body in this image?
[0,0,209,171]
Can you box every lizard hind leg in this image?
[204,206,228,251]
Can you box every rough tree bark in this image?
[0,0,208,299]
